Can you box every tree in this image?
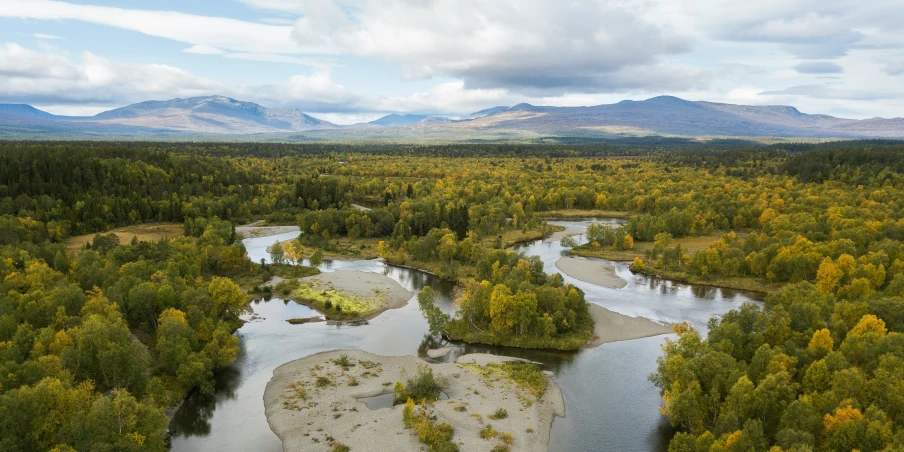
[417,287,450,336]
[208,277,244,320]
[310,249,324,266]
[269,240,285,264]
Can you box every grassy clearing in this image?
[65,223,183,251]
[268,263,321,279]
[292,282,383,320]
[571,231,734,262]
[314,236,382,260]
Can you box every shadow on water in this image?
[171,220,760,452]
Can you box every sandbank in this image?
[555,256,627,289]
[264,350,565,452]
[585,303,673,348]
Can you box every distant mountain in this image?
[0,104,59,119]
[437,96,904,138]
[1,95,902,139]
[0,96,337,135]
[369,114,430,126]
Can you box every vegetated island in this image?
[264,349,565,452]
[417,250,671,351]
[272,270,413,321]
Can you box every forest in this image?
[1,140,904,450]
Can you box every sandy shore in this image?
[235,223,300,239]
[544,227,582,243]
[585,303,673,348]
[555,256,627,289]
[265,350,565,452]
[303,270,413,317]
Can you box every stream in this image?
[170,220,762,452]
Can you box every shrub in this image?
[489,408,508,420]
[330,442,350,452]
[480,425,498,439]
[394,365,442,404]
[316,376,332,387]
[333,354,354,369]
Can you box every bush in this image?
[480,425,498,439]
[395,365,442,404]
[489,408,508,420]
[316,376,332,387]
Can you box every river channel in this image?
[170,220,762,452]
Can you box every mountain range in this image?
[1,95,902,140]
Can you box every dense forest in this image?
[1,140,904,450]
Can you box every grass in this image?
[292,283,379,320]
[65,223,183,251]
[571,231,739,262]
[268,263,321,279]
[402,399,459,452]
[488,408,508,420]
[636,266,781,294]
[286,317,321,325]
[310,236,382,260]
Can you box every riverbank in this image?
[264,350,565,452]
[236,223,300,239]
[287,270,414,321]
[585,303,672,347]
[544,227,582,243]
[555,257,627,289]
[634,266,778,294]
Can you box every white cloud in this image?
[33,33,63,40]
[184,45,225,55]
[0,0,318,54]
[281,0,698,94]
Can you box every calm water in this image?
[170,221,762,452]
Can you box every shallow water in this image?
[170,220,762,452]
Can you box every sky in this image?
[0,0,902,124]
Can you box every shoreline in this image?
[543,227,582,243]
[236,223,300,239]
[584,303,673,348]
[555,256,628,289]
[264,350,565,452]
[295,270,413,321]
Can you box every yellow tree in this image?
[816,258,843,294]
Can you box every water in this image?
[171,220,762,451]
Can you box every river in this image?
[170,220,762,452]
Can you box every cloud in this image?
[794,61,844,74]
[280,0,699,94]
[759,84,898,101]
[0,43,80,79]
[33,33,63,40]
[184,45,225,55]
[0,0,317,54]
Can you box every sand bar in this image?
[265,350,565,452]
[585,303,673,348]
[544,227,582,243]
[555,256,627,289]
[235,223,300,239]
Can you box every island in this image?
[273,270,413,321]
[264,350,565,452]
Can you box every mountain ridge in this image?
[1,95,902,139]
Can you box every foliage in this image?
[394,365,443,404]
[445,251,594,350]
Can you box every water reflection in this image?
[171,219,761,452]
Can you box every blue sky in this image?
[1,0,902,123]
